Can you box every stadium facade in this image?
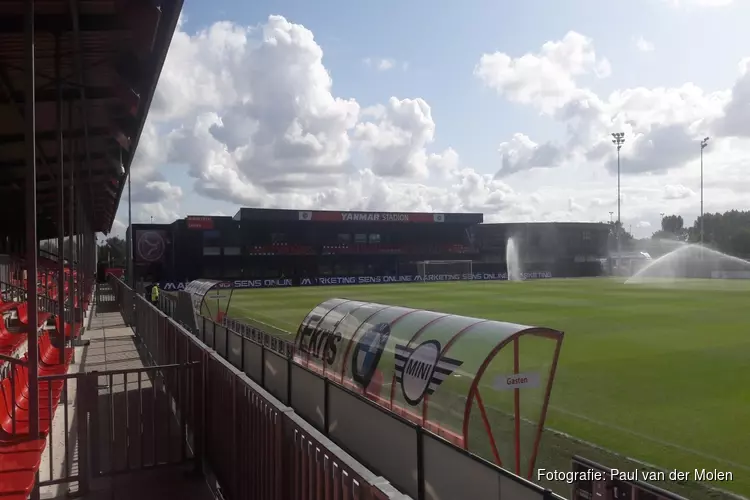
[127,208,609,289]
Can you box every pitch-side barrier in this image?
[151,280,565,500]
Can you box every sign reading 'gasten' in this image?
[493,372,540,391]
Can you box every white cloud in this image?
[116,15,517,228]
[663,184,695,199]
[474,29,750,237]
[474,31,738,181]
[113,17,750,241]
[634,36,655,52]
[496,134,564,177]
[474,31,611,114]
[662,0,733,7]
[363,57,406,71]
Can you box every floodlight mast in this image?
[700,137,709,247]
[611,132,626,255]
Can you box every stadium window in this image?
[203,229,220,242]
[354,233,367,244]
[319,264,332,275]
[203,246,221,256]
[223,264,241,278]
[337,233,351,243]
[271,232,287,243]
[369,233,381,243]
[203,264,221,278]
[582,230,591,241]
[224,246,241,256]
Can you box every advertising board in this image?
[160,271,553,291]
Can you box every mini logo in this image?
[351,322,391,388]
[395,340,462,405]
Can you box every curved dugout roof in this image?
[184,279,233,324]
[293,298,564,477]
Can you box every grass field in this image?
[226,278,750,499]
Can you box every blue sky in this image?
[185,0,746,170]
[113,0,750,238]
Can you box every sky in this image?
[111,0,750,240]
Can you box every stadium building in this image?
[127,208,609,289]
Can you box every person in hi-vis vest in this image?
[151,283,160,306]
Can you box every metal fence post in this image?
[77,372,96,493]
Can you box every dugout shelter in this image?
[176,278,234,336]
[293,298,564,479]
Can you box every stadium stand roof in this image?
[233,207,484,224]
[0,0,183,239]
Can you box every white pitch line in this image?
[547,404,750,473]
[231,305,297,334]
[475,399,750,500]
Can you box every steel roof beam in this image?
[0,127,110,145]
[0,86,118,104]
[70,0,96,217]
[0,152,109,171]
[0,14,124,33]
[0,63,58,185]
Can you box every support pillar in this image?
[72,198,88,347]
[56,33,66,363]
[127,148,132,288]
[24,0,40,443]
[67,101,75,334]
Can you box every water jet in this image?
[506,237,523,281]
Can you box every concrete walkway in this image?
[39,289,214,500]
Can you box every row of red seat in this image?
[0,279,84,499]
[246,242,476,256]
[0,328,74,499]
[321,243,474,255]
[248,244,315,256]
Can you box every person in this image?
[151,283,160,306]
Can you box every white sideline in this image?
[38,299,93,499]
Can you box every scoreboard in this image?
[571,456,688,500]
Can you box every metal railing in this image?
[122,276,564,500]
[1,347,194,497]
[111,275,406,500]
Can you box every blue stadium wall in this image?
[129,218,609,288]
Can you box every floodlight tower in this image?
[700,137,709,246]
[612,132,626,254]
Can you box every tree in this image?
[661,215,684,233]
[729,229,750,257]
[98,236,127,267]
[652,214,687,241]
[666,209,750,257]
[605,221,635,252]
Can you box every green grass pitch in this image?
[225,278,750,499]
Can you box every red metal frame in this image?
[527,334,563,479]
[513,338,521,475]
[462,328,564,479]
[421,319,489,424]
[475,389,503,466]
